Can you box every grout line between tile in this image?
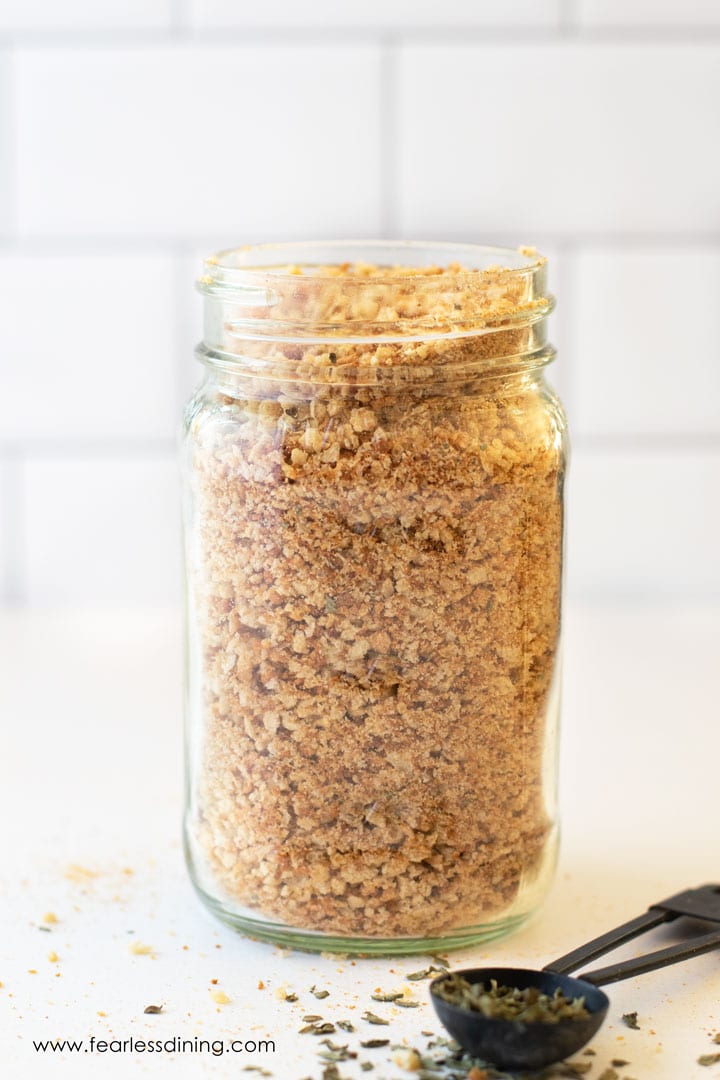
[2,43,17,241]
[1,435,719,462]
[0,439,177,458]
[171,0,188,32]
[379,37,398,239]
[172,245,202,417]
[1,450,26,606]
[2,26,720,48]
[571,434,720,453]
[557,0,577,34]
[566,581,720,605]
[553,243,576,419]
[2,233,720,256]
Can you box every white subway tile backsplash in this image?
[186,0,561,29]
[2,21,720,610]
[24,455,181,606]
[0,0,172,31]
[14,46,382,239]
[397,43,720,236]
[571,249,720,437]
[576,0,720,27]
[566,449,720,599]
[0,254,177,441]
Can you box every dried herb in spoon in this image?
[433,974,591,1023]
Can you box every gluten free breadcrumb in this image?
[64,865,97,883]
[185,251,565,940]
[128,942,153,956]
[391,1047,422,1071]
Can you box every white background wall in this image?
[0,0,719,608]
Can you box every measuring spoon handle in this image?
[577,927,720,987]
[544,909,672,977]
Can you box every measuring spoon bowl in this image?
[429,967,608,1072]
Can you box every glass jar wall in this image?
[181,241,567,954]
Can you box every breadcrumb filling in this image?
[184,253,566,938]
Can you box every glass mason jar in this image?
[182,241,567,954]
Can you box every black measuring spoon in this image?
[430,884,720,1072]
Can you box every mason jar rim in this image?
[198,239,545,294]
[195,238,554,357]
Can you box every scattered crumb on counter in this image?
[128,941,154,956]
[391,1047,422,1071]
[65,865,97,883]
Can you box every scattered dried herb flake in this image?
[318,1047,355,1064]
[362,1011,389,1026]
[699,1054,720,1067]
[299,1021,335,1036]
[406,965,448,981]
[621,1011,640,1030]
[360,1038,390,1048]
[143,1005,163,1015]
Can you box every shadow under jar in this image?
[181,241,568,955]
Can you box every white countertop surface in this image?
[1,604,719,1080]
